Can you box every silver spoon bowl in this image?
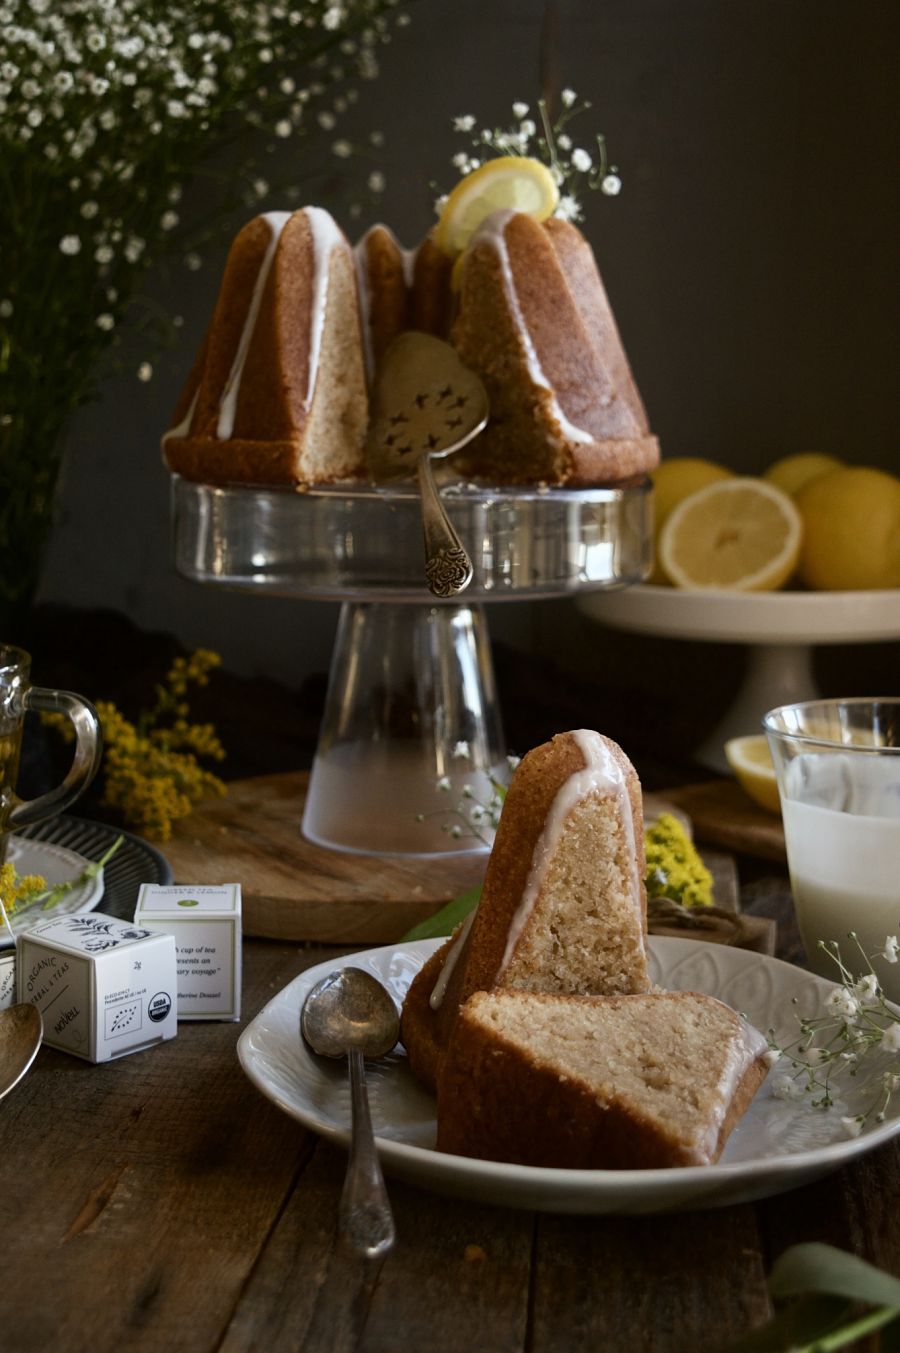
[0,1002,42,1101]
[300,967,400,1260]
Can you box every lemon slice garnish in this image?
[658,477,802,591]
[435,156,560,257]
[724,735,781,815]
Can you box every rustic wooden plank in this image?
[162,772,487,943]
[530,1207,771,1353]
[663,780,786,863]
[0,941,344,1353]
[222,1140,533,1353]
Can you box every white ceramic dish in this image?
[579,584,900,645]
[1,837,104,946]
[237,936,900,1215]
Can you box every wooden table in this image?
[2,900,900,1353]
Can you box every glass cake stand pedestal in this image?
[171,475,652,857]
[579,585,900,773]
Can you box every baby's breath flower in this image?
[601,172,622,196]
[511,101,529,118]
[883,936,899,963]
[882,1024,900,1053]
[453,114,475,131]
[332,137,351,156]
[841,1116,864,1138]
[95,313,115,330]
[59,234,81,255]
[136,361,153,381]
[571,147,592,171]
[561,87,577,107]
[367,170,385,192]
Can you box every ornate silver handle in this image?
[339,1048,395,1260]
[418,454,474,599]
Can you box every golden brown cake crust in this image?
[356,224,410,378]
[435,989,769,1169]
[400,731,648,1092]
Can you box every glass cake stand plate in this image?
[238,937,900,1215]
[580,585,900,772]
[171,475,652,856]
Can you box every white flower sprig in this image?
[442,88,621,224]
[417,749,520,848]
[768,932,900,1136]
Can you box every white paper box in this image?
[0,950,15,1011]
[134,884,241,1022]
[16,913,177,1062]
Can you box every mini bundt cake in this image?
[164,200,659,488]
[436,988,769,1169]
[400,729,651,1092]
[163,207,368,486]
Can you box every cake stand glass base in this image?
[302,602,505,857]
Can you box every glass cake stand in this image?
[171,474,652,856]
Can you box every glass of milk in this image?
[764,698,900,1000]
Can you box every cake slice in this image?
[163,207,368,486]
[436,988,769,1169]
[401,730,651,1092]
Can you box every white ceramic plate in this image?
[1,837,104,946]
[237,937,900,1214]
[579,584,900,645]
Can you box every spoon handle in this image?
[339,1048,395,1260]
[418,454,474,598]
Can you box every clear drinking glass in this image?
[0,644,102,863]
[764,698,900,997]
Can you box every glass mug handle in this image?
[9,687,103,828]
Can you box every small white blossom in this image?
[160,210,178,231]
[841,1116,863,1139]
[185,252,202,271]
[94,244,114,264]
[883,936,899,963]
[557,133,572,150]
[571,147,593,172]
[854,973,880,1005]
[763,1048,781,1068]
[561,87,577,107]
[59,234,81,255]
[882,1023,900,1052]
[136,362,152,382]
[323,6,345,30]
[511,101,528,118]
[317,109,336,129]
[436,776,451,793]
[332,138,351,157]
[453,114,475,132]
[772,1075,805,1102]
[826,987,859,1020]
[274,119,292,138]
[519,118,536,137]
[95,313,114,330]
[366,171,385,192]
[601,172,622,196]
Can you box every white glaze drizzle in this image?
[428,908,476,1011]
[469,210,593,445]
[216,211,290,440]
[161,386,199,446]
[500,729,645,976]
[304,205,346,406]
[694,1007,769,1162]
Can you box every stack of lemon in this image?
[651,454,900,592]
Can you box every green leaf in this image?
[769,1243,900,1309]
[722,1294,856,1352]
[400,885,482,942]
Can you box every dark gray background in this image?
[37,0,897,692]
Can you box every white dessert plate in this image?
[237,936,900,1215]
[1,837,104,946]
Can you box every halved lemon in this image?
[724,735,781,814]
[658,477,802,591]
[435,156,559,257]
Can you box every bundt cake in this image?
[163,202,659,488]
[163,207,369,486]
[400,729,651,1092]
[436,988,769,1169]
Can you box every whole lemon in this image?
[650,458,733,583]
[764,452,843,497]
[796,466,900,590]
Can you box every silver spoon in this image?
[300,967,400,1260]
[368,332,489,598]
[0,1003,42,1101]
